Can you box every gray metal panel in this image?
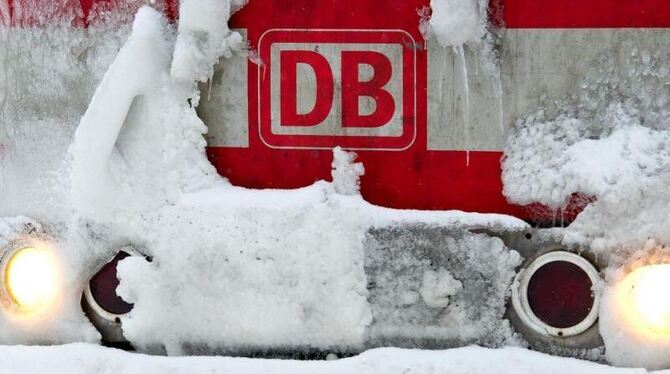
[427,40,505,151]
[198,30,249,148]
[364,225,520,348]
[428,28,670,151]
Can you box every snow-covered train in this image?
[0,0,669,369]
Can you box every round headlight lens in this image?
[4,247,58,313]
[616,264,670,335]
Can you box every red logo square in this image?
[258,29,417,150]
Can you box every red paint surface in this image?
[497,0,670,28]
[217,0,666,224]
[341,50,396,128]
[280,50,335,127]
[1,0,666,225]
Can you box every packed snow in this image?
[171,0,245,83]
[419,267,462,309]
[331,147,365,196]
[0,18,130,223]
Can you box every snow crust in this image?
[112,182,523,354]
[5,0,668,369]
[0,1,156,346]
[3,0,669,369]
[171,0,244,83]
[501,46,670,367]
[0,344,657,374]
[331,147,364,196]
[427,0,488,48]
[420,268,462,308]
[0,22,129,222]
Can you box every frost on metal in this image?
[0,22,131,223]
[502,49,670,367]
[502,49,670,253]
[0,1,147,346]
[365,226,522,348]
[171,0,245,83]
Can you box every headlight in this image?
[2,245,58,314]
[614,264,670,337]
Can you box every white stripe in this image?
[199,29,250,148]
[428,28,670,151]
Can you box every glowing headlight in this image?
[3,246,58,313]
[615,264,670,337]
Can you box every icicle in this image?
[438,49,448,137]
[207,76,213,101]
[493,71,504,134]
[455,45,470,123]
[559,197,572,228]
[454,44,470,167]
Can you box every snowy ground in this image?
[0,344,656,374]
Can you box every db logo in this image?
[258,29,418,150]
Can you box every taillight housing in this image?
[84,250,136,323]
[512,251,600,338]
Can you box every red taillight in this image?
[511,251,600,337]
[526,261,594,329]
[88,251,133,316]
